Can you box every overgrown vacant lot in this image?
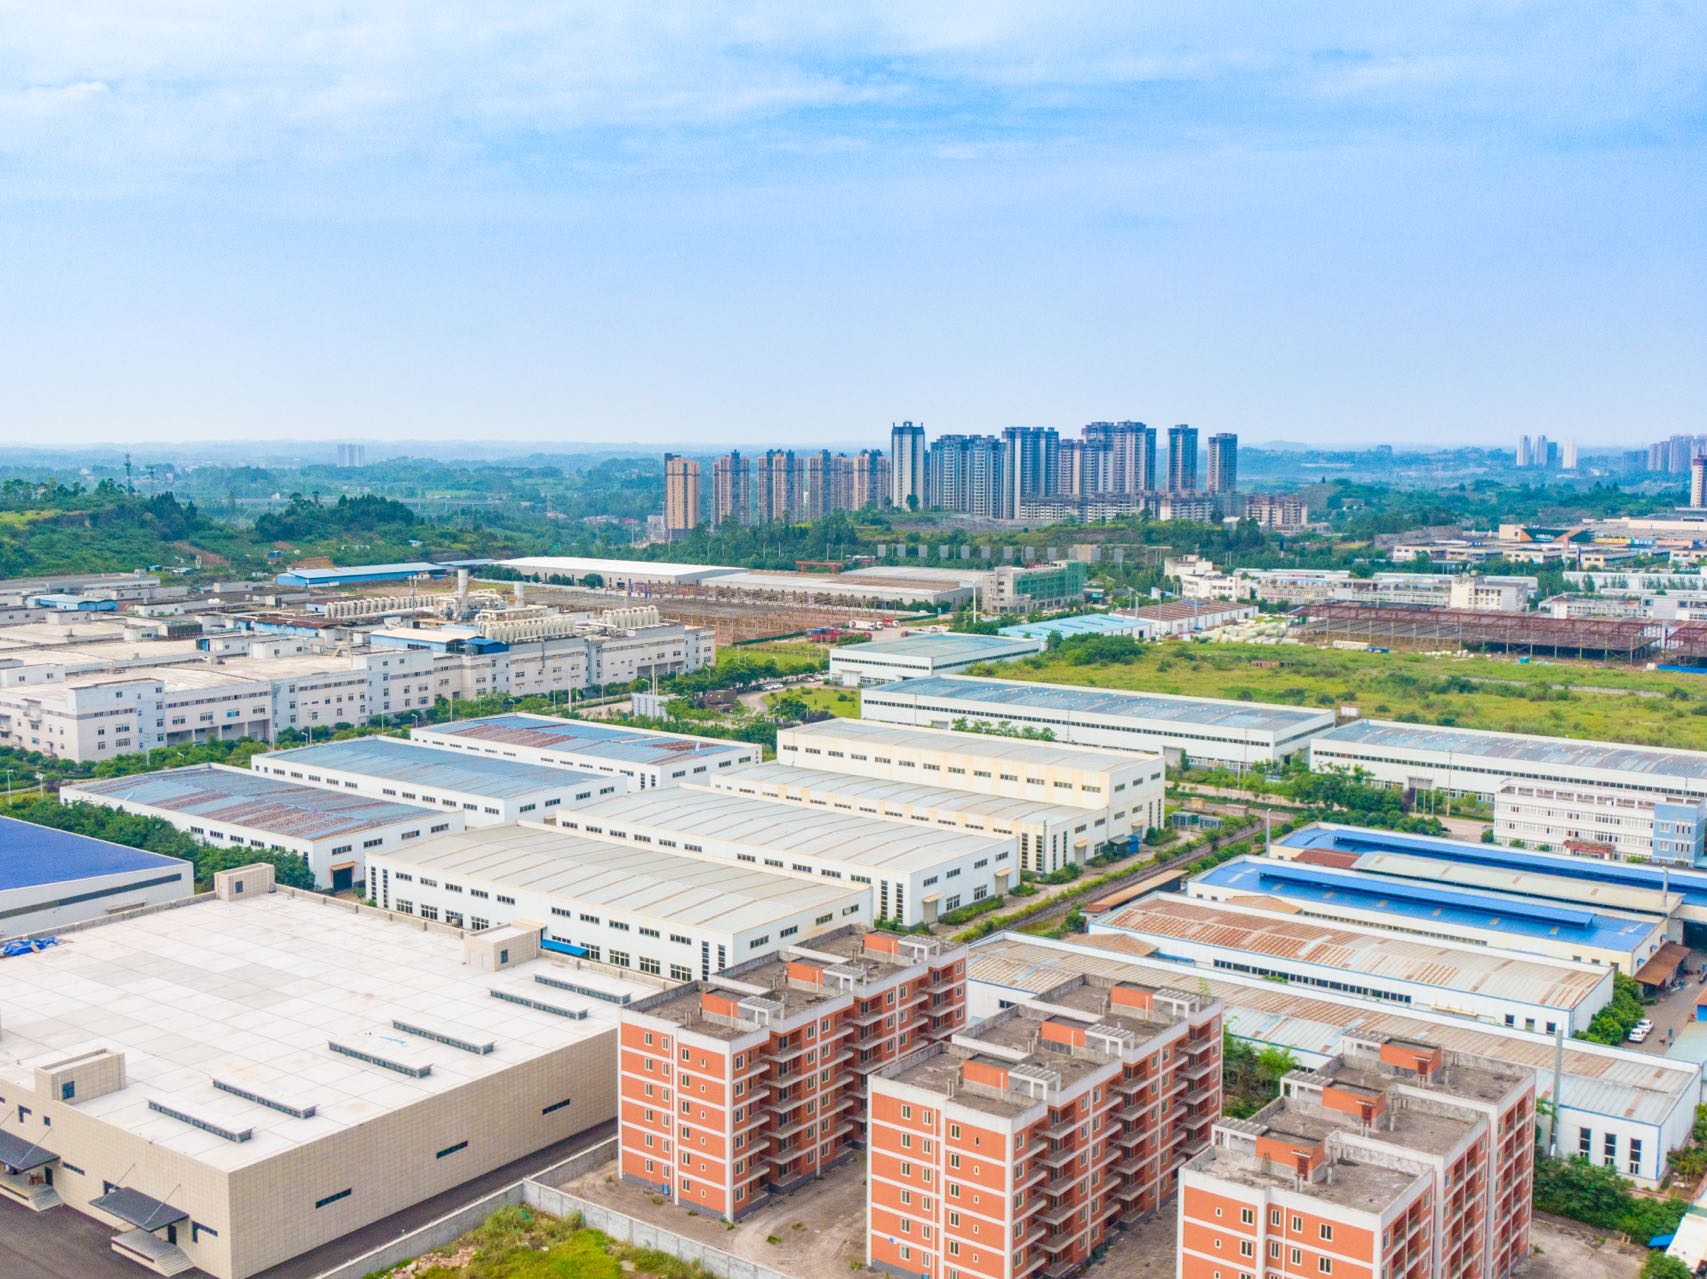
[973,641,1707,749]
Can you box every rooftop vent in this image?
[147,1099,253,1143]
[392,1019,496,1056]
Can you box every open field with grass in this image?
[766,685,861,717]
[975,641,1707,749]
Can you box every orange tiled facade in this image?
[618,928,968,1219]
[866,974,1223,1279]
[1178,1035,1534,1279]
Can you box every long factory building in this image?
[411,712,762,789]
[0,863,663,1279]
[826,631,1042,685]
[252,735,626,826]
[1188,853,1672,976]
[1309,717,1707,808]
[779,718,1164,850]
[969,933,1701,1187]
[553,787,1014,926]
[1273,822,1707,943]
[860,674,1335,766]
[1087,892,1616,1036]
[709,763,1130,877]
[60,764,462,892]
[368,823,870,981]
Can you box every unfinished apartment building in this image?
[866,974,1224,1279]
[1178,1036,1536,1279]
[617,928,968,1219]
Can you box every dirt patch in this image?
[1520,1213,1645,1279]
[560,1157,872,1279]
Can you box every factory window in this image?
[314,1188,352,1210]
[363,838,383,849]
[670,965,692,982]
[640,957,661,975]
[498,895,515,905]
[192,1221,218,1242]
[609,950,630,968]
[436,1141,468,1159]
[669,934,690,945]
[750,935,769,948]
[542,1098,574,1116]
[420,906,439,922]
[396,900,414,914]
[640,927,660,938]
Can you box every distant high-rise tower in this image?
[756,450,794,523]
[1167,424,1199,493]
[336,443,366,468]
[1691,456,1707,509]
[1000,426,1060,518]
[711,451,751,528]
[1206,433,1238,495]
[663,454,700,536]
[1562,438,1579,470]
[890,421,928,510]
[928,435,1004,518]
[1084,421,1155,493]
[1516,435,1533,468]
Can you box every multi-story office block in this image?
[1179,1036,1534,1279]
[892,421,929,509]
[1167,424,1199,493]
[1206,433,1237,495]
[867,974,1223,1279]
[618,929,968,1219]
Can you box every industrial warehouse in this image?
[368,822,870,978]
[60,764,461,891]
[0,865,660,1279]
[412,712,762,789]
[860,673,1335,765]
[251,735,626,826]
[554,787,1015,926]
[1088,892,1616,1035]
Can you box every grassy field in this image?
[767,686,861,717]
[373,1204,704,1279]
[974,642,1707,749]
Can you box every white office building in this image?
[1494,778,1707,865]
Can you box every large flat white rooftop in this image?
[373,823,862,933]
[0,891,656,1172]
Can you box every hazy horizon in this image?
[4,4,1702,447]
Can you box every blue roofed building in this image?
[252,736,626,826]
[274,561,481,588]
[0,814,193,937]
[1185,852,1669,975]
[998,612,1149,643]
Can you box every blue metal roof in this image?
[1000,613,1143,641]
[1279,824,1707,910]
[260,738,604,799]
[1196,855,1654,953]
[0,815,189,892]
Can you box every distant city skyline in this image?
[2,6,1701,446]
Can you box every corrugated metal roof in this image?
[65,765,434,841]
[968,935,1696,1126]
[375,825,857,932]
[1097,894,1608,1009]
[563,786,1009,874]
[1314,717,1707,781]
[256,738,603,799]
[709,762,1087,827]
[1349,851,1681,916]
[0,814,189,892]
[783,718,1154,774]
[836,633,1041,662]
[868,674,1334,735]
[416,713,752,767]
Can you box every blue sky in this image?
[1,3,1703,449]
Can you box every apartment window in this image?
[1319,1224,1332,1242]
[1317,1261,1332,1275]
[1242,1208,1254,1225]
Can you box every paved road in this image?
[0,1195,154,1279]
